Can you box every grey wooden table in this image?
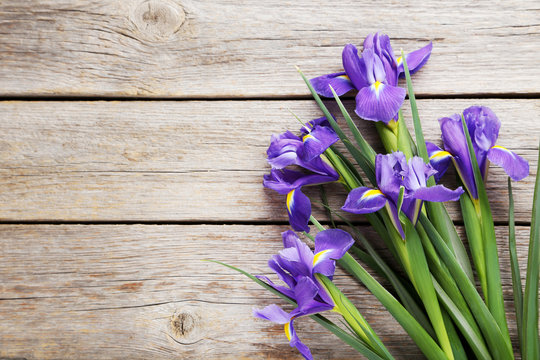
[0,1,539,359]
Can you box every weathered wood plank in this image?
[0,99,537,223]
[0,224,531,359]
[0,99,536,223]
[0,1,539,97]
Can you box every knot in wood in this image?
[131,0,186,41]
[170,311,196,338]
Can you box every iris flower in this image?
[428,106,529,199]
[254,229,355,360]
[264,117,340,232]
[342,152,463,238]
[310,32,432,123]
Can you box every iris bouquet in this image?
[213,32,539,359]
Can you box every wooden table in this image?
[0,1,538,358]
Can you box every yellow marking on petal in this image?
[492,145,509,152]
[396,56,403,65]
[361,189,383,199]
[338,74,350,80]
[286,190,294,213]
[374,81,382,91]
[313,249,331,266]
[302,134,314,142]
[284,321,293,341]
[429,150,452,160]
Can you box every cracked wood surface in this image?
[0,99,537,223]
[0,225,532,359]
[0,0,539,97]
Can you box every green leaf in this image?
[523,142,540,360]
[338,252,448,360]
[396,110,414,159]
[401,53,474,282]
[419,214,514,360]
[208,259,387,360]
[460,192,488,296]
[317,274,394,360]
[433,280,492,360]
[460,115,511,344]
[416,222,489,359]
[400,218,454,359]
[507,178,524,355]
[376,121,398,153]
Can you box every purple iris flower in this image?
[341,152,463,238]
[433,106,529,199]
[254,229,355,360]
[310,32,432,123]
[264,117,340,232]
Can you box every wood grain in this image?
[0,224,532,359]
[0,99,537,222]
[0,1,539,97]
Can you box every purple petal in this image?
[284,315,313,360]
[299,116,331,135]
[256,274,295,299]
[354,82,406,123]
[376,152,407,199]
[463,105,500,176]
[267,131,303,169]
[282,230,300,248]
[301,126,339,162]
[313,229,355,276]
[341,187,387,214]
[362,48,386,84]
[426,142,452,182]
[286,188,312,233]
[487,146,529,181]
[439,114,478,198]
[398,42,433,75]
[253,304,290,324]
[263,168,339,195]
[413,185,464,202]
[385,201,406,239]
[342,44,369,89]
[310,72,355,98]
[403,156,434,191]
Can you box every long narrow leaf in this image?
[419,214,514,360]
[523,143,540,360]
[508,178,524,354]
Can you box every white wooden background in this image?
[0,1,539,359]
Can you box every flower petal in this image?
[253,304,290,324]
[376,152,406,199]
[341,187,387,214]
[413,185,464,202]
[313,229,355,276]
[263,168,339,195]
[301,126,339,162]
[398,42,433,75]
[487,145,529,181]
[354,82,406,123]
[310,72,355,98]
[286,188,311,233]
[426,142,452,182]
[439,114,478,198]
[342,44,369,89]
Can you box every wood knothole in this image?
[130,0,186,42]
[169,309,200,340]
